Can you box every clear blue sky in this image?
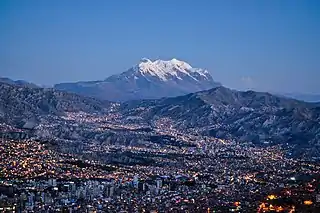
[0,0,319,93]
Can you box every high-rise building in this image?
[48,179,57,187]
[156,178,162,189]
[105,184,114,197]
[133,175,139,188]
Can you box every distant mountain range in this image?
[3,58,319,103]
[0,77,39,88]
[54,58,221,102]
[280,93,320,103]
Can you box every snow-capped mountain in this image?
[129,58,209,82]
[54,58,221,101]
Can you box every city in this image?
[0,110,319,212]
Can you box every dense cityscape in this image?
[0,109,319,212]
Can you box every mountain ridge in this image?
[0,77,39,88]
[120,86,320,149]
[1,82,320,158]
[0,82,111,128]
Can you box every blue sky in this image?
[0,0,319,93]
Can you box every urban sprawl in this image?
[0,111,319,212]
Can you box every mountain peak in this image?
[169,58,192,69]
[140,57,152,63]
[134,58,205,81]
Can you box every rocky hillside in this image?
[0,82,110,128]
[121,87,320,146]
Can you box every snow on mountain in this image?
[55,58,221,102]
[132,58,209,82]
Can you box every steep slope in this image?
[54,58,221,101]
[120,87,320,147]
[0,82,110,128]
